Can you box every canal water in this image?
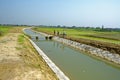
[24,29,120,80]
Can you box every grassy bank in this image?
[0,25,24,36]
[0,26,58,80]
[33,27,120,54]
[17,34,58,79]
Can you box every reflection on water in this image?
[53,41,65,51]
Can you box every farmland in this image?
[33,27,120,44]
[33,27,120,54]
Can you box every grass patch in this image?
[15,47,22,50]
[0,26,11,36]
[0,25,25,37]
[18,34,24,44]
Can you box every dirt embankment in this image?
[65,36,120,55]
[0,28,58,80]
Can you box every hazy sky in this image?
[0,0,120,28]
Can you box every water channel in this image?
[24,29,120,80]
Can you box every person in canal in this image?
[36,36,39,40]
[54,30,56,35]
[57,31,59,36]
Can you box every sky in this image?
[0,0,120,28]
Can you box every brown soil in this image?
[65,36,120,55]
[0,29,58,80]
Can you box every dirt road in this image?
[0,32,58,80]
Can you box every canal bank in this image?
[24,28,120,80]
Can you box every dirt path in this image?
[0,33,58,80]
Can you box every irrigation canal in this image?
[24,28,120,80]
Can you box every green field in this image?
[0,26,11,36]
[33,27,120,44]
[0,26,25,36]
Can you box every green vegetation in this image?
[33,27,120,44]
[0,26,11,36]
[18,34,24,44]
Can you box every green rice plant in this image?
[33,27,120,44]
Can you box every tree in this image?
[72,26,76,28]
[57,25,61,28]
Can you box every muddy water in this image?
[24,29,120,80]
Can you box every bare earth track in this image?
[0,29,58,80]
